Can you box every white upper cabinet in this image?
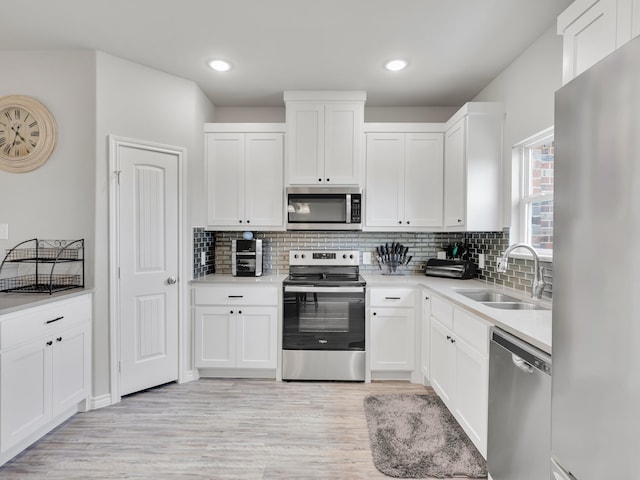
[558,0,640,84]
[443,103,504,232]
[284,91,365,186]
[365,127,444,230]
[204,124,285,230]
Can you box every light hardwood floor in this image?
[0,379,473,480]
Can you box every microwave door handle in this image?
[346,194,351,224]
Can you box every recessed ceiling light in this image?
[208,59,232,72]
[385,59,408,72]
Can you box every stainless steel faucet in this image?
[497,243,546,299]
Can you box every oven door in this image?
[282,285,365,351]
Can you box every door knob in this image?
[167,276,177,285]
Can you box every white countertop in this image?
[193,272,552,354]
[0,289,94,316]
[191,273,288,285]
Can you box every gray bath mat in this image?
[363,394,487,478]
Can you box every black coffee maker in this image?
[232,239,263,277]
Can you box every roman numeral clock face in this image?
[0,95,57,173]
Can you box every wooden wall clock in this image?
[0,95,57,173]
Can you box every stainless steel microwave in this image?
[286,186,362,230]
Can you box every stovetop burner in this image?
[284,250,365,287]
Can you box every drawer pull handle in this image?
[228,295,244,298]
[46,316,64,324]
[385,297,401,300]
[46,340,53,346]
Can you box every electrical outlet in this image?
[437,251,446,260]
[362,252,372,265]
[478,253,485,269]
[200,251,206,266]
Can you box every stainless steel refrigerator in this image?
[551,34,640,479]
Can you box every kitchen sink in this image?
[455,289,521,303]
[455,288,551,311]
[482,301,549,311]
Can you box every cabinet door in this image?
[365,133,404,227]
[244,133,284,228]
[370,308,415,371]
[430,319,455,406]
[286,103,324,185]
[235,306,277,369]
[206,133,245,227]
[444,117,466,228]
[1,339,52,452]
[324,102,363,185]
[454,337,489,457]
[404,133,444,227]
[559,0,618,84]
[51,323,91,417]
[194,306,236,368]
[421,291,431,381]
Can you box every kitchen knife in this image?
[404,255,412,266]
[376,255,383,269]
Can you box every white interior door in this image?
[115,141,180,397]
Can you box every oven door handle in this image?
[284,285,365,294]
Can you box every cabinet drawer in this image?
[1,294,91,350]
[369,287,415,308]
[453,308,490,355]
[430,295,453,330]
[194,286,278,306]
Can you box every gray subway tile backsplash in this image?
[193,227,553,300]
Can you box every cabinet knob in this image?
[451,338,456,344]
[457,219,462,223]
[230,310,234,314]
[239,220,243,223]
[446,335,451,341]
[406,221,410,225]
[238,310,242,314]
[46,340,53,346]
[56,337,62,342]
[398,221,402,224]
[326,178,330,182]
[373,312,377,316]
[318,178,322,182]
[246,220,250,224]
[425,296,430,300]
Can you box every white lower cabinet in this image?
[193,285,278,375]
[369,287,416,375]
[0,293,92,464]
[421,288,431,381]
[429,293,489,457]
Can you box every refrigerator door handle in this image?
[512,354,534,374]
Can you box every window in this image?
[512,127,554,258]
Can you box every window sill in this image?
[508,251,553,263]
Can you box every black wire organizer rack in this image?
[0,239,85,294]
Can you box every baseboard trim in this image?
[87,393,113,410]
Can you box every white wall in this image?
[93,52,215,399]
[472,25,564,226]
[0,50,96,283]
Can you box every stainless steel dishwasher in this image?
[487,327,552,480]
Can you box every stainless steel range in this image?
[282,250,366,381]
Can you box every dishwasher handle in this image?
[512,354,534,374]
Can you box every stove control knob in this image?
[294,254,298,259]
[349,254,354,259]
[343,254,347,259]
[301,254,306,259]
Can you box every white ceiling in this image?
[0,0,572,107]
